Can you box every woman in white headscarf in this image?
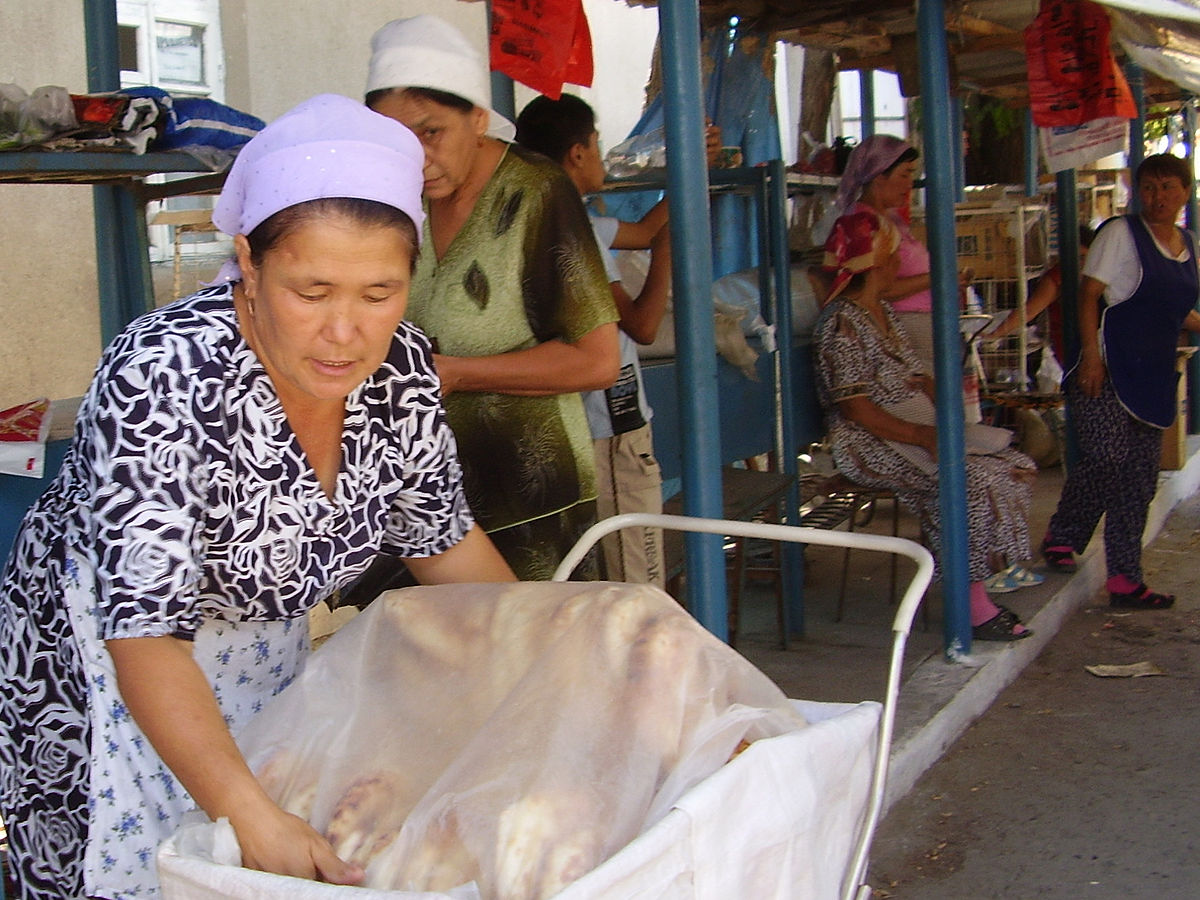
[0,93,513,900]
[365,15,620,581]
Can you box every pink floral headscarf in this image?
[834,134,915,215]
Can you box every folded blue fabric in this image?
[122,86,264,151]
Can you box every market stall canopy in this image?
[623,0,1200,107]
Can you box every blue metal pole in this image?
[1024,108,1039,198]
[859,69,876,139]
[1184,97,1200,434]
[1056,169,1081,469]
[1185,99,1199,235]
[85,0,153,343]
[657,0,727,640]
[767,159,804,638]
[1126,61,1145,215]
[490,72,516,122]
[917,0,972,657]
[952,93,965,201]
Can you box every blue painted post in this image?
[490,73,516,123]
[1185,98,1199,235]
[952,94,965,201]
[859,69,876,139]
[767,159,804,637]
[1024,108,1039,198]
[85,0,153,343]
[1185,98,1200,434]
[1056,169,1081,469]
[916,0,972,657]
[657,0,728,640]
[1126,62,1145,215]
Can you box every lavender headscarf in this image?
[833,134,915,215]
[211,93,426,282]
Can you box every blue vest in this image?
[1101,215,1198,428]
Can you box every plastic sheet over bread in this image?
[238,581,807,899]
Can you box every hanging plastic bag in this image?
[603,127,667,177]
[1023,0,1136,127]
[489,0,593,99]
[1036,342,1065,393]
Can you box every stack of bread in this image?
[244,581,806,899]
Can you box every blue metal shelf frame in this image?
[597,162,808,635]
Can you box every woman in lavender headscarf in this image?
[0,94,514,900]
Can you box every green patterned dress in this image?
[408,144,617,579]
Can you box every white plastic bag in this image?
[1036,343,1065,393]
[226,583,807,900]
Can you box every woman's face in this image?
[866,159,918,211]
[1138,174,1189,227]
[236,215,412,403]
[370,91,489,201]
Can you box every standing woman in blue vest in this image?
[1042,154,1200,606]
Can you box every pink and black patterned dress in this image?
[814,297,1034,582]
[0,283,473,899]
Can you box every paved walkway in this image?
[733,436,1200,818]
[867,489,1200,898]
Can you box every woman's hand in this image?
[431,352,457,396]
[106,636,362,885]
[231,799,364,884]
[1076,352,1106,397]
[704,121,722,168]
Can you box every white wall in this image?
[0,5,98,409]
[0,0,659,410]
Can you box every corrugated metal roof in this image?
[624,0,1200,106]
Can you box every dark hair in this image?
[882,146,919,176]
[1136,152,1192,189]
[246,198,420,273]
[514,94,596,164]
[1079,224,1096,249]
[365,85,475,115]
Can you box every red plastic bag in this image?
[1024,0,1136,127]
[489,0,593,99]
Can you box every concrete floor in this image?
[729,437,1200,817]
[867,491,1200,898]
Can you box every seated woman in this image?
[813,211,1036,641]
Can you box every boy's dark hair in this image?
[514,94,596,165]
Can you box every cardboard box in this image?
[912,202,1049,281]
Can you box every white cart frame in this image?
[553,513,935,900]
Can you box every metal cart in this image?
[553,513,934,900]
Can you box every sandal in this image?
[972,610,1032,642]
[985,564,1046,594]
[1008,564,1045,587]
[1040,539,1077,574]
[1109,582,1175,609]
[984,568,1023,594]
